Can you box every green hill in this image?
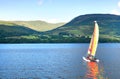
[0,23,39,37]
[49,14,120,35]
[47,14,120,42]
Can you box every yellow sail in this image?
[87,21,99,57]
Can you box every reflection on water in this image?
[85,62,99,79]
[85,62,105,79]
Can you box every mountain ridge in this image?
[49,14,120,36]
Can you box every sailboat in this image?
[83,21,99,62]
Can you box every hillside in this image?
[0,22,39,37]
[46,14,120,42]
[0,20,65,43]
[49,14,120,35]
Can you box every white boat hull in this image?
[83,57,90,62]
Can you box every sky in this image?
[0,0,120,23]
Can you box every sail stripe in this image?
[90,28,95,55]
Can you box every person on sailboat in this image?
[86,54,97,62]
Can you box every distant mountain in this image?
[0,20,65,32]
[0,20,65,37]
[12,21,65,32]
[0,20,65,43]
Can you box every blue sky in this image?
[0,0,120,23]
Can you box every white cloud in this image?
[111,9,120,15]
[110,1,120,15]
[118,1,120,8]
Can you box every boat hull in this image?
[83,57,99,63]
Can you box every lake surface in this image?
[0,43,120,79]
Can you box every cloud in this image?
[118,1,120,8]
[111,9,120,15]
[110,1,120,15]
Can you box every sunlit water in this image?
[0,43,120,79]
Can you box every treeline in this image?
[0,34,120,43]
[0,35,90,43]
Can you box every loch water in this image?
[0,43,120,79]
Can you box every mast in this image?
[87,21,99,57]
